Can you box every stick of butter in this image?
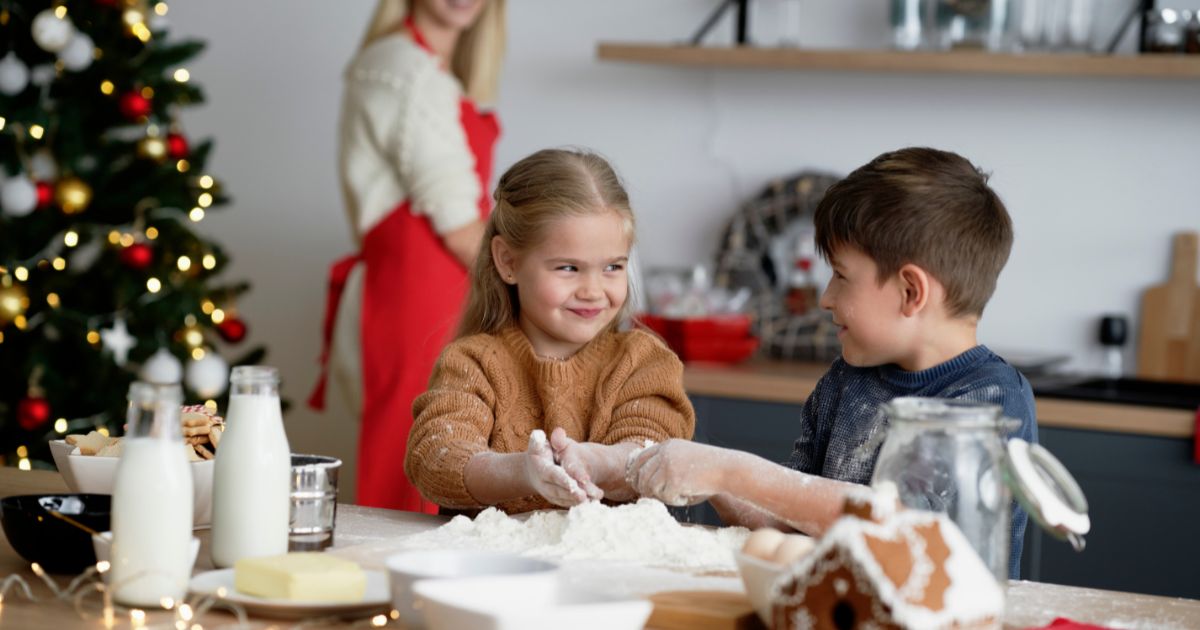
[234,552,366,602]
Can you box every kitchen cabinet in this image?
[680,367,1200,600]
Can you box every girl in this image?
[308,0,506,513]
[405,148,695,513]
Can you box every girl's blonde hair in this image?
[359,0,506,105]
[457,148,636,340]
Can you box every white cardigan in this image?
[338,32,482,242]
[329,33,482,417]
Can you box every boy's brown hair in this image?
[813,147,1013,318]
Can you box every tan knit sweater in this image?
[405,325,695,513]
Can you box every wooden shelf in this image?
[597,43,1200,80]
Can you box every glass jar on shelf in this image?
[1144,8,1186,54]
[934,0,1014,52]
[891,0,934,50]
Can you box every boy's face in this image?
[819,245,909,368]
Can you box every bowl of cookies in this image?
[49,405,223,528]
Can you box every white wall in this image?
[171,1,1200,500]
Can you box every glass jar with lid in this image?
[870,397,1089,582]
[934,0,1014,51]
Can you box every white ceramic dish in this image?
[735,549,787,625]
[91,531,200,584]
[188,568,390,620]
[413,575,653,630]
[386,550,558,627]
[49,439,214,528]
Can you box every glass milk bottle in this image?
[111,382,193,607]
[211,366,291,567]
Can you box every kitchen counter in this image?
[683,359,1197,438]
[2,468,1200,628]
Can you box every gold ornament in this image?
[137,135,167,162]
[55,177,93,215]
[0,282,29,326]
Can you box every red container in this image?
[637,314,758,364]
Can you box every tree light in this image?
[64,231,79,247]
[147,277,162,293]
[189,208,205,222]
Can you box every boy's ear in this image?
[897,263,930,317]
[491,236,517,284]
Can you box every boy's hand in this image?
[547,428,612,502]
[626,439,726,506]
[523,430,588,507]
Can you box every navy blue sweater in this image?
[786,345,1038,579]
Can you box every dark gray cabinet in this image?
[684,395,1200,600]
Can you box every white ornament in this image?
[186,353,229,398]
[141,347,183,384]
[148,13,169,32]
[0,175,38,217]
[30,64,57,87]
[32,9,76,53]
[58,32,94,72]
[30,150,59,181]
[100,317,136,367]
[0,53,30,96]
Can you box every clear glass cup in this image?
[289,454,342,551]
[935,0,1014,51]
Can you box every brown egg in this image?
[771,534,816,565]
[742,527,787,562]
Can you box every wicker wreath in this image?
[712,171,844,362]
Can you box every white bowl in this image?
[413,575,653,630]
[92,531,201,583]
[385,550,558,627]
[735,549,788,626]
[50,439,215,528]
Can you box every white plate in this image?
[188,568,390,620]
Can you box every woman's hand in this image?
[625,439,730,506]
[522,430,589,507]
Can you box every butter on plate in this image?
[234,552,366,602]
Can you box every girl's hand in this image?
[625,439,727,506]
[547,428,609,502]
[523,430,589,507]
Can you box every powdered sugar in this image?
[392,498,749,572]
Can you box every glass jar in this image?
[934,0,1013,51]
[1144,8,1186,54]
[871,397,1089,582]
[891,0,934,50]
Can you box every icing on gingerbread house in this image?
[771,485,1003,630]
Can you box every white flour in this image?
[393,498,749,572]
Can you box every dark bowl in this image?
[0,493,111,574]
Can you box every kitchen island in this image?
[2,468,1199,629]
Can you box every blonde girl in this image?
[405,148,695,512]
[309,0,506,513]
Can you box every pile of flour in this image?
[394,499,749,572]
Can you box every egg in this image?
[742,527,786,562]
[771,534,816,565]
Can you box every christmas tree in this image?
[0,0,264,469]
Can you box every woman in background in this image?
[310,0,506,512]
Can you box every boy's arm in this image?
[628,440,857,536]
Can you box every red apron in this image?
[309,22,499,512]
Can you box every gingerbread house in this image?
[771,486,1003,630]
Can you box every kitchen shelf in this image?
[596,43,1200,80]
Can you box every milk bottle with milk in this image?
[211,366,291,567]
[111,382,194,607]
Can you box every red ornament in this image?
[166,133,189,159]
[35,181,55,208]
[18,397,51,431]
[120,242,154,270]
[216,318,248,344]
[118,91,152,120]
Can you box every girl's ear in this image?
[491,235,517,284]
[897,263,930,317]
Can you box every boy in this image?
[625,147,1037,578]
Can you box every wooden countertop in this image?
[684,360,1197,438]
[3,469,1200,629]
